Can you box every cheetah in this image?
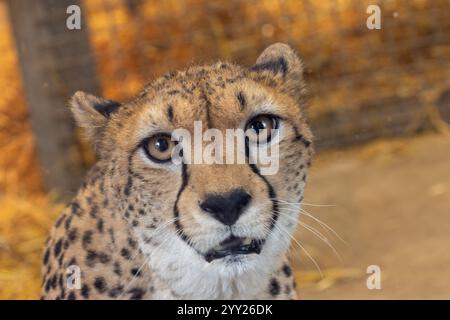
[41,43,313,300]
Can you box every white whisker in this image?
[274,209,343,262]
[271,219,323,277]
[275,202,346,244]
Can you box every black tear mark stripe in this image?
[249,164,279,231]
[173,163,190,244]
[244,137,279,230]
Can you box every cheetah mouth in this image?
[204,235,263,262]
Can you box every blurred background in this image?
[0,0,449,299]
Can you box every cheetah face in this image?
[71,44,313,281]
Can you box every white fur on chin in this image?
[137,210,298,300]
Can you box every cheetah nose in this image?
[200,189,252,226]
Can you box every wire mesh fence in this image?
[83,0,450,148]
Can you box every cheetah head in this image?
[70,43,313,294]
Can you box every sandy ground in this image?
[291,132,450,299]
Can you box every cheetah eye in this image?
[245,114,279,144]
[142,134,176,163]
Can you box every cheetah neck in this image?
[137,225,288,299]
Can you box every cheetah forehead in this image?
[113,62,306,139]
[71,43,308,157]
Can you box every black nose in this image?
[200,189,252,226]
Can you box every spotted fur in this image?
[41,43,313,300]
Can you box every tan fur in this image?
[41,43,313,300]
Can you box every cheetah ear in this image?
[250,43,306,105]
[69,91,121,144]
